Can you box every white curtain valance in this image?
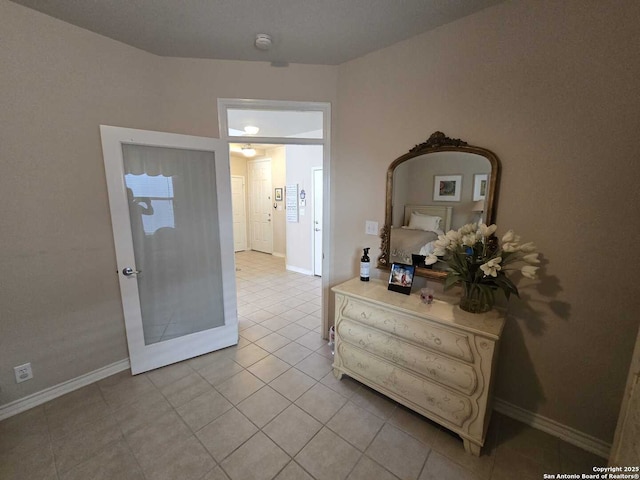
[122,143,213,176]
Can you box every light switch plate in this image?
[365,220,379,235]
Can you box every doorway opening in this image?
[219,99,330,339]
[229,144,323,276]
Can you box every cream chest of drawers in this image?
[332,278,505,456]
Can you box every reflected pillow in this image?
[407,212,441,232]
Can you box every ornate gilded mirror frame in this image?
[378,131,501,280]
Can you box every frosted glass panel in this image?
[227,109,323,139]
[122,144,225,345]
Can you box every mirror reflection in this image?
[379,132,500,280]
[392,152,491,228]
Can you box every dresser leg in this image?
[333,368,343,380]
[463,439,481,456]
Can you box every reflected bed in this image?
[389,205,452,265]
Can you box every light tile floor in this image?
[0,251,607,480]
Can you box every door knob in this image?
[315,228,321,232]
[122,267,141,276]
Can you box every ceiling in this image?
[10,0,504,65]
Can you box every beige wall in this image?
[230,154,248,178]
[285,145,323,273]
[0,0,338,406]
[334,0,640,442]
[158,59,338,139]
[0,0,164,404]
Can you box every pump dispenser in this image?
[360,248,370,282]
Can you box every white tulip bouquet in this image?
[425,223,540,313]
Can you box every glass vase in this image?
[459,282,493,314]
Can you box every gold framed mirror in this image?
[378,132,501,280]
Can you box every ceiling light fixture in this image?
[242,144,256,158]
[244,125,259,135]
[255,33,272,51]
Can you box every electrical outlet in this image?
[14,363,33,383]
[365,220,379,235]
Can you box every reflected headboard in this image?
[403,205,453,232]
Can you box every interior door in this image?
[231,175,247,252]
[101,125,238,374]
[313,167,323,276]
[248,158,273,253]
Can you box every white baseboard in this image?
[272,252,285,258]
[0,359,130,421]
[286,264,314,275]
[493,397,611,459]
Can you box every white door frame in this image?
[218,99,331,339]
[231,175,247,252]
[312,167,323,276]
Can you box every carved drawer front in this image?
[338,342,473,427]
[341,298,474,363]
[337,319,477,396]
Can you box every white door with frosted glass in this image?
[248,158,273,253]
[100,125,238,374]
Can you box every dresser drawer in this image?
[337,342,473,427]
[340,297,474,363]
[337,319,477,395]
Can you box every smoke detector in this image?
[255,34,272,51]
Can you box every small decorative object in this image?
[286,184,298,223]
[433,175,462,202]
[426,223,540,313]
[420,287,435,304]
[388,263,415,295]
[328,326,335,354]
[411,254,426,268]
[360,248,370,282]
[275,187,283,201]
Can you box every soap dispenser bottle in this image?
[360,248,370,282]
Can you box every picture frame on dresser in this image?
[388,263,415,295]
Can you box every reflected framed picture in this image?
[275,187,283,202]
[433,175,462,202]
[388,263,415,295]
[473,174,488,201]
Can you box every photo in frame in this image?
[433,175,462,202]
[388,263,416,295]
[275,187,283,202]
[473,174,488,201]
